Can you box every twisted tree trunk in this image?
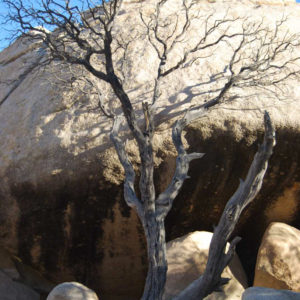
[142,219,167,300]
[111,107,205,300]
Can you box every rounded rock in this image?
[47,282,99,300]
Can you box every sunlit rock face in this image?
[193,0,296,4]
[0,0,300,299]
[254,0,296,4]
[254,223,300,291]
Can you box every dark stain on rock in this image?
[9,166,119,295]
[2,124,300,298]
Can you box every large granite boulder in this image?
[163,231,247,300]
[254,222,300,291]
[242,287,300,300]
[0,0,300,299]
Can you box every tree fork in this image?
[174,111,276,300]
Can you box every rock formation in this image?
[0,0,300,299]
[242,287,300,300]
[47,282,98,300]
[163,231,247,300]
[253,0,295,5]
[0,271,40,300]
[0,247,44,299]
[254,222,300,291]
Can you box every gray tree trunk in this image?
[111,109,205,300]
[142,219,167,300]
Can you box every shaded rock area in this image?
[0,271,39,300]
[254,222,300,291]
[0,0,300,299]
[242,287,300,300]
[0,247,53,299]
[163,231,247,300]
[165,125,300,285]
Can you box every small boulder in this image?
[47,282,99,300]
[242,287,300,300]
[163,231,248,300]
[254,222,300,291]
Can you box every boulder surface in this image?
[0,271,39,300]
[254,222,300,291]
[163,231,248,300]
[242,287,300,300]
[47,282,99,300]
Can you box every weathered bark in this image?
[110,116,143,215]
[156,109,205,220]
[140,109,205,300]
[140,137,164,300]
[141,220,167,300]
[174,111,276,300]
[111,108,205,300]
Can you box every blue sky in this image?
[1,0,300,51]
[0,0,89,50]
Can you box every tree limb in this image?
[110,116,143,218]
[156,109,205,220]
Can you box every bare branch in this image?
[110,116,143,217]
[156,109,205,219]
[85,78,115,118]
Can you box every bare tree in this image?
[1,0,299,299]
